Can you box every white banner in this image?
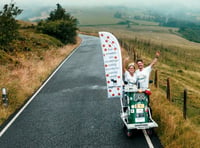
[99,32,123,98]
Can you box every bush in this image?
[37,3,78,44]
[38,20,77,44]
[178,27,200,43]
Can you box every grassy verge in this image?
[151,87,200,148]
[0,29,81,125]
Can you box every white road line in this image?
[142,129,154,148]
[0,43,82,137]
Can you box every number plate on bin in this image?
[135,117,145,122]
[135,104,144,108]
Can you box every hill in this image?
[74,6,200,147]
[0,23,81,125]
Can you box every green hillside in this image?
[74,6,200,148]
[0,22,80,125]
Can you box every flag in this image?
[99,32,123,98]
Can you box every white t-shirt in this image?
[135,66,152,89]
[124,70,136,84]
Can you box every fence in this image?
[120,40,189,120]
[154,70,188,119]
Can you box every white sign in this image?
[99,32,123,98]
[135,117,145,123]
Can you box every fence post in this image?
[133,50,136,61]
[130,46,133,57]
[167,78,171,101]
[183,89,187,119]
[121,40,123,47]
[154,70,159,88]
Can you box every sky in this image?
[1,0,200,9]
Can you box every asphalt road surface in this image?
[0,34,163,148]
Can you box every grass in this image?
[0,27,81,125]
[79,19,200,147]
[73,7,121,25]
[151,88,200,148]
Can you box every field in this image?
[74,6,200,147]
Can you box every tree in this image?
[0,2,22,49]
[37,3,78,44]
[114,12,122,18]
[126,20,131,28]
[48,3,69,21]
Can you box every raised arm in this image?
[149,51,160,67]
[123,57,129,73]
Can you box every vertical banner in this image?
[99,32,123,98]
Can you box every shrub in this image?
[37,20,77,44]
[37,3,78,44]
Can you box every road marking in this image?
[142,129,154,148]
[0,42,82,137]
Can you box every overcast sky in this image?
[1,0,200,9]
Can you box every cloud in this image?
[1,0,200,10]
[1,0,200,7]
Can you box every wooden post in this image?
[124,42,127,49]
[167,78,171,101]
[133,50,136,61]
[128,46,131,55]
[154,70,159,88]
[121,41,124,48]
[183,89,187,119]
[130,47,133,57]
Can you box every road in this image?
[0,34,162,148]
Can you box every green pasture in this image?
[72,7,121,25]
